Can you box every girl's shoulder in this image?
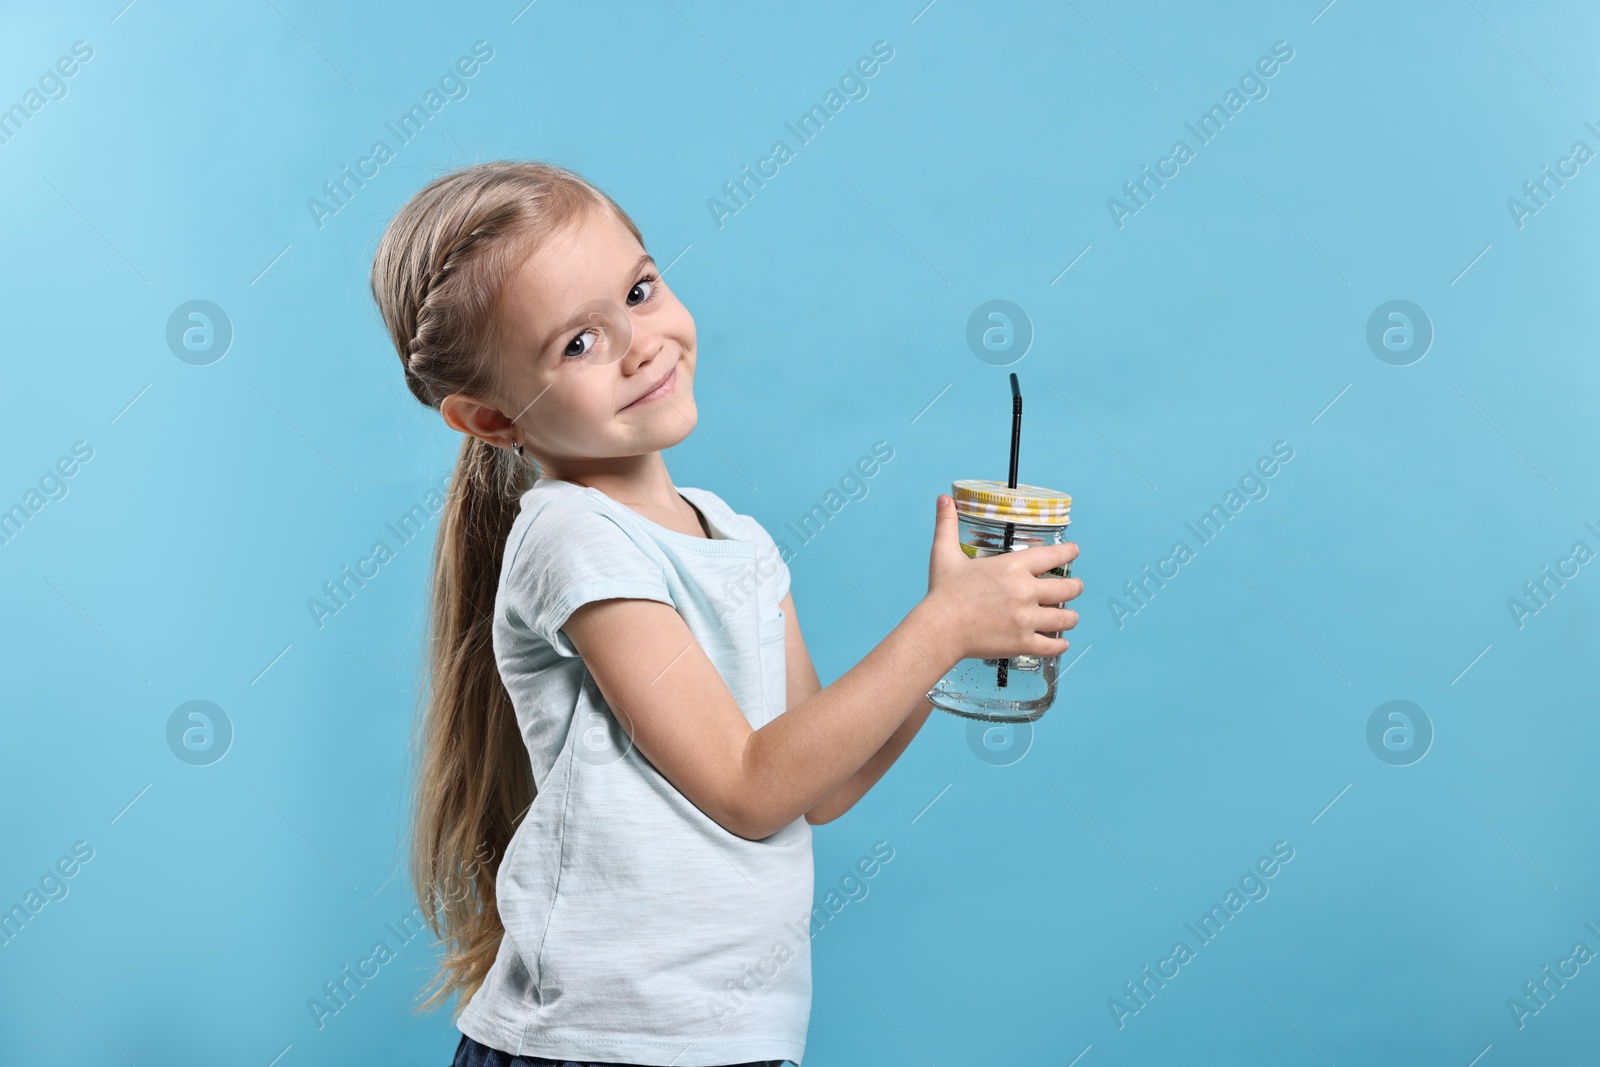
[502,478,663,580]
[504,477,592,553]
[511,477,779,561]
[514,476,589,524]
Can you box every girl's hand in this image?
[920,493,1082,664]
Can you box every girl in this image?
[368,160,1082,1067]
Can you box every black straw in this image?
[997,373,1022,688]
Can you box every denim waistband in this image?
[451,1032,786,1067]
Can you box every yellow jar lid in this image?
[952,479,1071,525]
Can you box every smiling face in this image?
[473,205,698,480]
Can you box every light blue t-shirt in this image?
[455,475,813,1066]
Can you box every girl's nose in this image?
[620,325,663,373]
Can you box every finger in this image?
[1035,576,1084,604]
[1017,540,1080,577]
[1031,606,1079,633]
[931,494,962,558]
[1024,631,1071,657]
[1049,606,1079,632]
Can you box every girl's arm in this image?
[805,698,935,825]
[779,591,935,825]
[564,590,960,841]
[562,507,1078,842]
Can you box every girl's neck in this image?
[542,454,709,539]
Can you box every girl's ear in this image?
[440,392,516,449]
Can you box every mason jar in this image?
[927,479,1073,722]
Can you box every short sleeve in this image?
[503,501,676,658]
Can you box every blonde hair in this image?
[369,160,647,1014]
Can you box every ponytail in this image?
[407,433,533,1012]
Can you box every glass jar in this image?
[927,479,1073,723]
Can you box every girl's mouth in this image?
[622,364,677,410]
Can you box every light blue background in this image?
[2,1,1597,1064]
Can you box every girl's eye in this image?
[563,330,596,361]
[627,272,659,308]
